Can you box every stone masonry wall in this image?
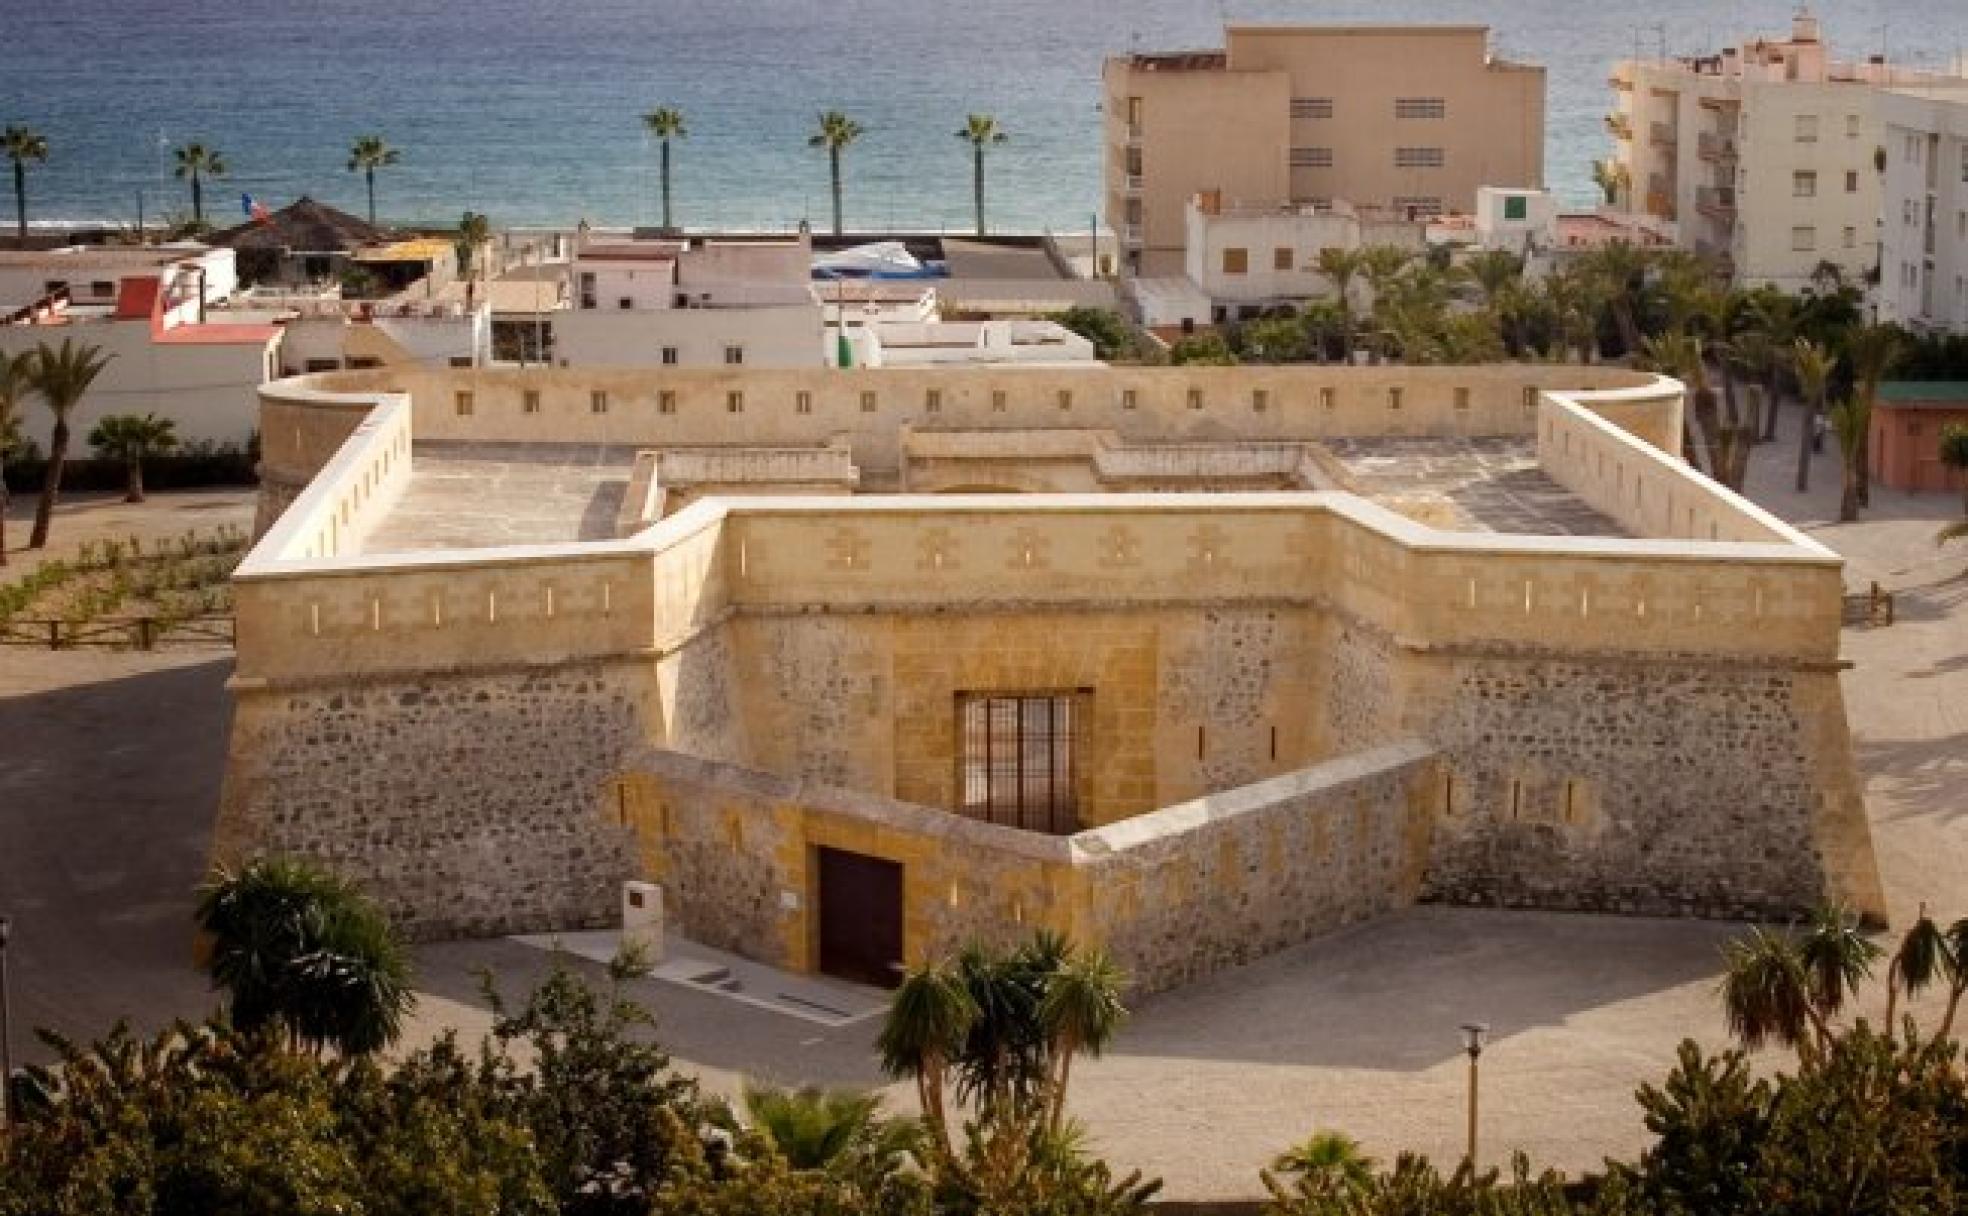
[1408,652,1836,920]
[215,658,649,938]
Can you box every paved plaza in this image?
[2,421,1964,1199]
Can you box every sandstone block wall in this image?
[215,659,649,938]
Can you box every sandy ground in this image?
[1,428,1963,1200]
[1,487,256,576]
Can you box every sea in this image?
[5,0,1967,234]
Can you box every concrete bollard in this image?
[621,881,665,965]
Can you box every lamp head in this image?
[0,915,10,949]
[1460,1022,1489,1056]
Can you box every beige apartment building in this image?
[1104,26,1546,275]
[1608,12,1968,291]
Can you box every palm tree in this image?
[956,114,1008,236]
[640,107,687,232]
[1579,240,1650,356]
[1719,926,1827,1063]
[195,856,414,1056]
[1829,393,1870,522]
[1270,1131,1377,1204]
[1791,338,1834,493]
[1037,944,1127,1133]
[809,110,864,236]
[454,210,491,308]
[1937,423,1968,519]
[1463,249,1523,308]
[741,1085,904,1171]
[25,338,112,549]
[88,412,177,502]
[877,956,977,1162]
[1590,158,1629,208]
[0,350,27,565]
[345,135,401,227]
[171,142,227,227]
[1844,323,1904,510]
[1315,247,1365,363]
[4,125,49,246]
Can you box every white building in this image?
[846,319,1097,368]
[0,259,278,446]
[1877,88,1968,332]
[1608,11,1968,290]
[0,245,238,316]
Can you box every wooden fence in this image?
[0,614,235,651]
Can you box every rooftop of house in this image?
[1877,382,1968,406]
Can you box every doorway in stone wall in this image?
[816,847,904,988]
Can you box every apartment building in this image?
[1103,25,1546,275]
[1608,12,1968,291]
[1877,89,1968,332]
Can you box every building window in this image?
[991,389,1007,412]
[590,390,609,414]
[1843,225,1857,249]
[1792,225,1817,252]
[1057,388,1073,410]
[796,390,813,414]
[726,390,744,413]
[1846,170,1860,193]
[1252,388,1269,412]
[1125,95,1142,131]
[1453,387,1471,411]
[925,388,942,412]
[454,390,474,416]
[1848,113,1861,138]
[1793,170,1817,198]
[1908,421,1922,438]
[1795,113,1819,143]
[958,692,1081,835]
[723,345,744,365]
[1394,97,1447,119]
[1320,386,1336,410]
[1222,247,1249,274]
[304,358,340,373]
[1504,194,1529,220]
[1961,145,1968,183]
[578,272,595,308]
[523,389,541,414]
[89,279,114,297]
[1389,387,1404,410]
[1120,388,1138,410]
[1394,147,1445,168]
[1290,97,1334,119]
[1272,247,1294,270]
[448,356,474,369]
[659,390,677,414]
[860,390,877,413]
[1289,147,1333,168]
[1187,387,1204,410]
[347,357,382,370]
[661,346,678,365]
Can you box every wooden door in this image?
[817,847,904,988]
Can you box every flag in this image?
[240,194,273,226]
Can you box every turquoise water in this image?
[5,0,1965,232]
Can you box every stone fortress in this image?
[214,360,1885,992]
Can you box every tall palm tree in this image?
[345,135,401,227]
[3,125,49,246]
[1719,925,1827,1063]
[1829,392,1870,522]
[172,141,227,226]
[1037,945,1127,1133]
[195,856,414,1056]
[25,338,113,549]
[454,210,491,307]
[0,349,27,565]
[956,114,1008,236]
[640,107,686,231]
[1463,249,1523,308]
[876,957,977,1162]
[1579,240,1650,356]
[88,412,178,503]
[1790,338,1834,493]
[809,110,864,236]
[1844,323,1904,510]
[1316,247,1366,363]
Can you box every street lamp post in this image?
[1460,1022,1489,1170]
[1,914,13,1127]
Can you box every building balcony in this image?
[1120,223,1143,247]
[1646,192,1678,223]
[1609,71,1634,91]
[1123,174,1144,194]
[1649,121,1678,149]
[1698,94,1741,111]
[1697,132,1738,162]
[1605,112,1634,141]
[1123,125,1143,148]
[1696,185,1737,219]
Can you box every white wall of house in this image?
[1475,187,1561,253]
[0,319,275,448]
[575,257,678,312]
[554,305,826,368]
[0,246,237,312]
[1878,89,1968,332]
[853,320,1097,367]
[1183,200,1358,305]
